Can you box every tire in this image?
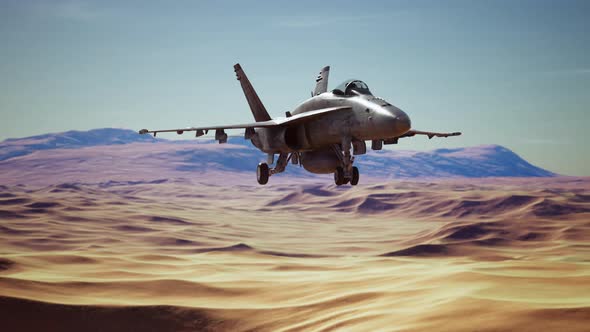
[334,167,345,186]
[257,163,269,185]
[350,166,359,186]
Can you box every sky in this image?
[0,0,589,175]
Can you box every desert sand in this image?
[1,177,589,331]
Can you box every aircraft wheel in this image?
[257,163,269,185]
[334,167,345,186]
[350,166,360,186]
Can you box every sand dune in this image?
[0,177,589,331]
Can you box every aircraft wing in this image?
[398,129,462,139]
[138,106,351,137]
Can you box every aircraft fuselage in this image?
[251,92,411,155]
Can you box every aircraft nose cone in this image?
[374,105,411,137]
[396,110,411,134]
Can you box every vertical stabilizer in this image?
[234,64,272,122]
[313,66,330,96]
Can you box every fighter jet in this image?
[139,64,461,185]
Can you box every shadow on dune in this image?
[48,183,85,193]
[530,199,590,217]
[0,225,31,235]
[301,186,339,197]
[444,224,494,240]
[0,198,30,205]
[149,216,191,225]
[0,258,15,272]
[192,243,327,258]
[356,197,399,213]
[381,219,575,258]
[114,225,156,233]
[0,210,26,219]
[193,243,254,253]
[26,201,62,209]
[381,244,454,257]
[0,296,228,332]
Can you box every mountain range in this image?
[0,128,555,186]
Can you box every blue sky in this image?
[1,0,589,175]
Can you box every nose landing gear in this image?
[334,167,345,185]
[334,166,359,186]
[334,166,360,186]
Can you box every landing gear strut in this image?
[334,167,345,186]
[332,137,360,186]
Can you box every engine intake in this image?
[285,126,304,150]
[256,126,309,153]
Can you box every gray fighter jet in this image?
[139,64,461,185]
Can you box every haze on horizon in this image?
[0,0,589,176]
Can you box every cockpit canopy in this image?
[333,80,372,96]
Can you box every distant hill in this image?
[0,128,158,161]
[0,128,555,185]
[364,145,555,178]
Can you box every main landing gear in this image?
[257,163,269,185]
[332,137,360,186]
[256,138,362,186]
[257,152,294,185]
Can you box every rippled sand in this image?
[1,178,589,331]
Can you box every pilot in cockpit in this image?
[333,80,373,96]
